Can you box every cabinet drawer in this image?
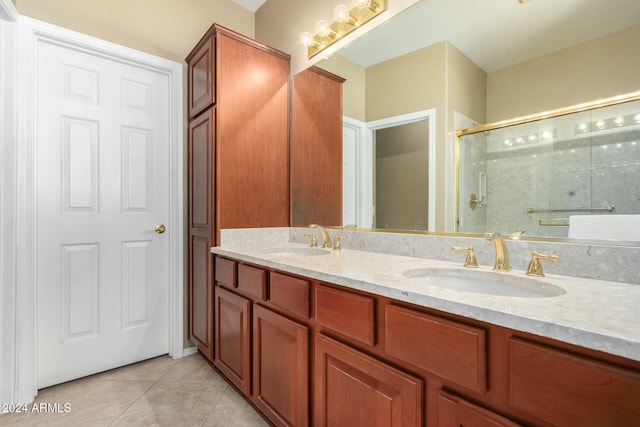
[315,284,375,346]
[384,304,487,393]
[438,390,521,427]
[269,272,310,319]
[238,264,267,300]
[509,338,640,426]
[214,257,236,289]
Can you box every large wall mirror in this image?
[312,0,640,245]
[457,93,640,242]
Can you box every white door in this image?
[36,40,170,388]
[343,122,358,226]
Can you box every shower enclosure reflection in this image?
[456,93,640,241]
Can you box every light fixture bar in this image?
[300,0,387,59]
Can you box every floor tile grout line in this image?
[106,376,159,427]
[199,383,231,427]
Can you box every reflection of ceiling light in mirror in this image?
[503,139,513,147]
[515,137,524,145]
[528,134,537,141]
[614,116,625,126]
[595,120,606,129]
[578,123,588,132]
[542,130,553,140]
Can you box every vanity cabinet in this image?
[314,333,423,427]
[437,390,521,427]
[291,66,345,226]
[213,285,251,396]
[253,304,309,427]
[211,255,640,426]
[509,338,640,426]
[186,24,290,361]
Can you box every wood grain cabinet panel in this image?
[186,25,290,362]
[187,108,215,361]
[314,334,422,427]
[187,38,215,119]
[315,284,375,346]
[214,286,251,396]
[384,304,487,393]
[253,305,309,427]
[269,272,310,319]
[438,390,521,427]
[214,256,236,289]
[291,66,345,226]
[238,263,267,301]
[188,235,213,360]
[509,338,640,426]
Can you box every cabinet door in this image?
[291,66,345,226]
[188,108,215,361]
[187,36,215,118]
[214,286,251,396]
[253,305,309,427]
[438,390,521,427]
[314,334,422,427]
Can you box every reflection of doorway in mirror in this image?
[374,119,430,230]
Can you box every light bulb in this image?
[315,20,335,38]
[357,0,372,8]
[299,32,314,47]
[614,116,625,126]
[333,4,354,25]
[595,119,606,129]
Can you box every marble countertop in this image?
[211,242,640,362]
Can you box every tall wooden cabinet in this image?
[186,24,290,361]
[291,66,345,226]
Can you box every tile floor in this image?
[1,353,269,426]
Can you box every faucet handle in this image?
[526,252,560,277]
[304,233,318,248]
[333,236,343,250]
[451,246,478,268]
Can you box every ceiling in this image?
[231,0,267,13]
[336,0,640,72]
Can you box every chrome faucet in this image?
[309,224,332,249]
[485,232,511,271]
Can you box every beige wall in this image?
[15,0,254,62]
[318,55,366,121]
[375,120,429,230]
[488,24,640,122]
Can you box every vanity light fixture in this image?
[300,0,387,59]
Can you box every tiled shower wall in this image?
[459,100,640,239]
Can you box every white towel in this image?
[568,214,640,241]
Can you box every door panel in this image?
[36,41,170,388]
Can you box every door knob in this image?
[155,224,166,234]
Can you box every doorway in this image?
[367,110,436,231]
[373,119,430,230]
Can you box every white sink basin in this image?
[403,268,566,298]
[261,247,330,257]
